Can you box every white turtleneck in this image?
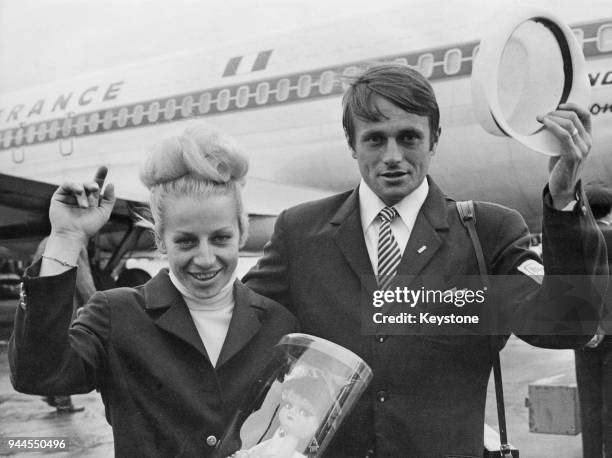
[169,270,236,367]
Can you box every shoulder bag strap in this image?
[456,200,513,458]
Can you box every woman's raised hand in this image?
[49,167,116,244]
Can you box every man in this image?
[244,64,606,457]
[576,182,612,458]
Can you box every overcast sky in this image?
[0,0,409,93]
[0,0,603,93]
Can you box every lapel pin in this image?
[417,245,427,254]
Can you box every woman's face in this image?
[279,390,320,440]
[161,193,240,298]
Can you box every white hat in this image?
[471,8,591,156]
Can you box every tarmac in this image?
[0,298,585,457]
[0,300,113,457]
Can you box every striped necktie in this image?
[377,206,402,290]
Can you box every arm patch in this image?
[517,259,545,284]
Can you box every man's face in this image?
[351,95,439,205]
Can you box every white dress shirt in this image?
[359,177,429,274]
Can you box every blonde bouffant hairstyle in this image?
[139,123,249,248]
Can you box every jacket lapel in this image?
[330,181,450,292]
[331,189,377,296]
[144,274,264,368]
[216,281,263,367]
[144,270,210,361]
[395,178,449,287]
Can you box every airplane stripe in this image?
[236,53,260,75]
[223,56,243,77]
[1,18,610,153]
[252,50,273,72]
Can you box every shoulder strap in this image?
[456,201,489,288]
[456,201,513,458]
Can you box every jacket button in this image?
[376,334,386,343]
[205,435,217,446]
[364,448,375,457]
[376,390,387,402]
[581,205,587,216]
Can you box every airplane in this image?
[0,1,611,286]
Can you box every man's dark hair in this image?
[341,63,440,149]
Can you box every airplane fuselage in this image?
[1,9,611,231]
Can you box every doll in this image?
[236,376,333,458]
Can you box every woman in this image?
[9,124,299,457]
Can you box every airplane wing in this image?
[242,176,335,216]
[0,172,335,261]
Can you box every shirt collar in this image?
[358,177,429,229]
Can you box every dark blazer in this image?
[9,266,298,458]
[596,223,612,333]
[244,177,607,457]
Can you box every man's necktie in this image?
[377,206,402,290]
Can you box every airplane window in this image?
[217,89,230,111]
[341,66,360,90]
[75,115,87,134]
[198,93,211,114]
[2,130,12,148]
[256,82,270,104]
[319,71,335,95]
[88,112,100,132]
[276,79,290,102]
[164,99,177,120]
[418,54,434,78]
[61,118,72,137]
[472,45,479,58]
[181,96,193,117]
[148,102,160,123]
[444,49,462,75]
[115,108,127,127]
[49,120,59,140]
[37,123,47,141]
[14,128,24,146]
[26,125,36,143]
[132,105,144,125]
[598,24,612,52]
[103,110,114,130]
[236,86,249,108]
[297,75,312,98]
[572,29,584,49]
